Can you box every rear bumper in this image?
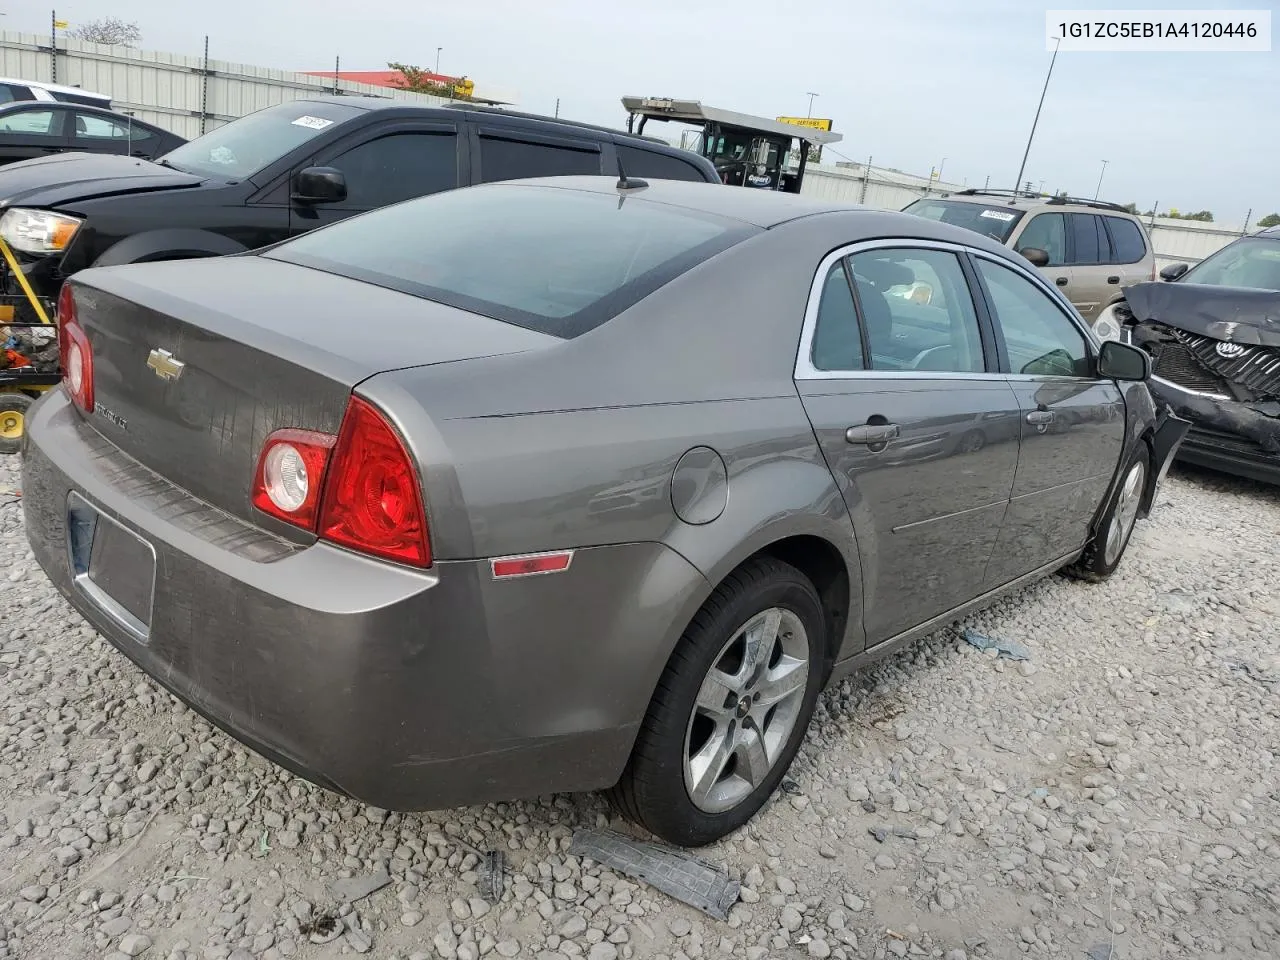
[22,391,706,809]
[1147,376,1280,485]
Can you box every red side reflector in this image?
[491,551,574,579]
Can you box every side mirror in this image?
[292,166,347,204]
[1019,246,1050,267]
[1097,339,1150,382]
[1159,262,1189,282]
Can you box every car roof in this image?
[292,95,697,147]
[488,177,1028,258]
[924,189,1139,218]
[1256,226,1280,239]
[0,76,110,99]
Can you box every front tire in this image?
[608,556,826,847]
[1067,445,1150,582]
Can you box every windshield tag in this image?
[980,210,1016,222]
[291,115,334,130]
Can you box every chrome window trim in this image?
[794,237,1101,383]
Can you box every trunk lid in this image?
[70,255,557,526]
[0,153,204,209]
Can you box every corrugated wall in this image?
[0,31,451,141]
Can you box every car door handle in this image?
[1055,277,1069,286]
[846,423,900,444]
[1026,410,1055,425]
[1107,275,1120,284]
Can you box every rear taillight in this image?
[251,429,336,528]
[251,396,432,568]
[318,397,432,568]
[57,283,94,413]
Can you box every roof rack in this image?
[952,187,1044,201]
[1043,195,1129,213]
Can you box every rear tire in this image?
[607,556,826,847]
[0,393,32,456]
[1066,445,1150,582]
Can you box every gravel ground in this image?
[1,452,1278,960]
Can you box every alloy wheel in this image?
[682,607,810,814]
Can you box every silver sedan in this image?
[21,176,1188,846]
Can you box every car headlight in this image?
[1093,304,1123,342]
[0,208,83,256]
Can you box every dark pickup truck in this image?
[0,95,721,309]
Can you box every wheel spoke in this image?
[695,669,738,717]
[738,609,780,684]
[735,724,772,788]
[754,659,808,709]
[688,725,734,807]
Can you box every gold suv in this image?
[903,189,1156,325]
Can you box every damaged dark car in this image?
[1093,226,1280,485]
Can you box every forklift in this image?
[622,96,842,193]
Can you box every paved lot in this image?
[1,453,1277,960]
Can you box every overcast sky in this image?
[14,0,1279,224]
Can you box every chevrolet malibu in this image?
[21,177,1188,846]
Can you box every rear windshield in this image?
[162,100,365,180]
[264,183,756,338]
[902,199,1026,243]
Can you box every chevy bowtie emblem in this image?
[146,348,185,381]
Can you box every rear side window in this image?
[616,144,709,183]
[266,183,756,338]
[1104,216,1147,263]
[1069,213,1101,264]
[477,133,601,183]
[0,84,36,105]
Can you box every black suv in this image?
[0,96,720,307]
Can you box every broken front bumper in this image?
[1147,376,1280,485]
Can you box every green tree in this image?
[1257,213,1280,228]
[387,62,469,100]
[1121,202,1139,215]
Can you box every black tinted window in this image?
[478,135,601,182]
[616,144,707,183]
[1105,216,1147,263]
[1069,213,1101,264]
[328,132,458,208]
[73,112,154,143]
[266,184,755,338]
[0,84,34,105]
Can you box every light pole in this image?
[435,47,442,74]
[937,157,947,183]
[1094,159,1109,199]
[1014,36,1061,194]
[805,91,818,117]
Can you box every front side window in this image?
[326,132,458,208]
[1179,237,1280,290]
[1016,213,1067,265]
[265,183,756,338]
[478,135,601,183]
[846,248,986,373]
[162,100,365,180]
[976,258,1091,378]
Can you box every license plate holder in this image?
[66,492,156,643]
